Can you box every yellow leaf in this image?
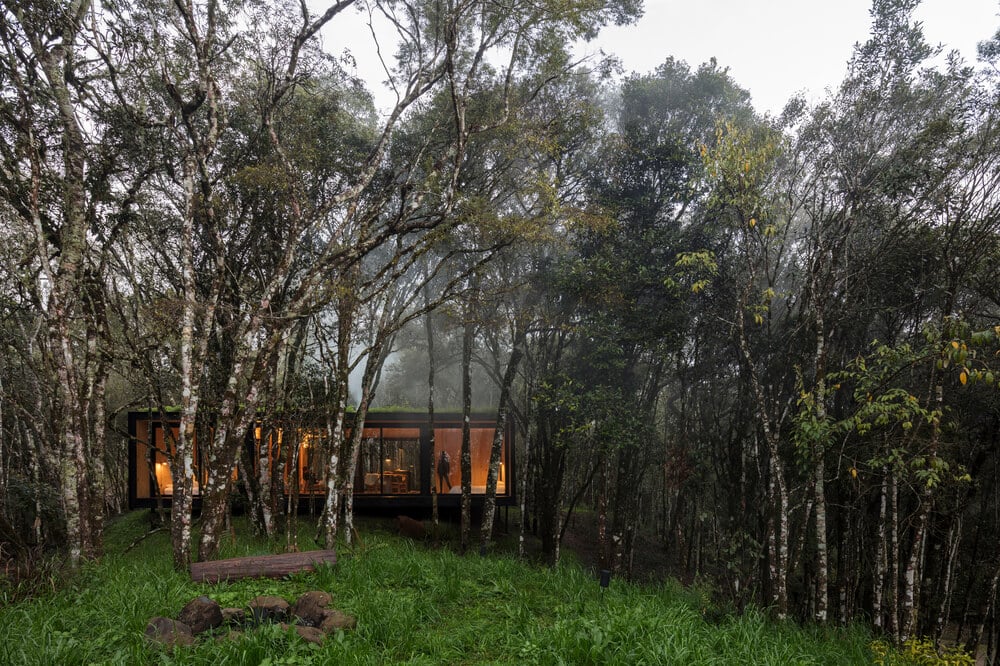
[951,340,960,349]
[960,371,968,385]
[850,467,857,479]
[749,218,757,228]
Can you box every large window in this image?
[297,431,327,494]
[434,427,507,495]
[355,427,421,494]
[130,413,511,504]
[132,420,203,498]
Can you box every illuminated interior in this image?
[130,413,510,503]
[133,419,204,497]
[434,427,506,494]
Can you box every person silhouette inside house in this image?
[437,450,452,492]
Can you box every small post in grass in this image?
[599,569,611,605]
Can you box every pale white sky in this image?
[323,0,1000,116]
[586,0,999,114]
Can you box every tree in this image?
[0,0,153,565]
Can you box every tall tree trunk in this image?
[902,348,948,640]
[172,157,201,569]
[460,306,475,554]
[902,490,931,641]
[341,334,391,546]
[424,292,440,533]
[874,467,889,630]
[192,386,261,563]
[889,468,901,642]
[736,301,788,619]
[971,552,1000,655]
[479,317,527,553]
[811,298,830,623]
[935,516,961,643]
[258,426,276,538]
[320,393,347,549]
[85,359,109,558]
[318,309,353,549]
[25,10,96,567]
[597,455,611,570]
[517,415,530,560]
[285,431,301,552]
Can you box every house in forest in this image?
[128,410,513,510]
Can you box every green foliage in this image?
[827,334,981,490]
[936,323,1000,389]
[0,511,889,665]
[700,119,782,229]
[870,638,975,666]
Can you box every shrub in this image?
[870,638,975,665]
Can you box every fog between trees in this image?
[1,0,999,651]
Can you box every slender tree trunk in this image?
[813,455,828,622]
[285,433,300,552]
[518,418,530,559]
[874,467,889,630]
[736,304,788,619]
[319,277,359,548]
[198,406,261,560]
[341,334,391,546]
[320,397,347,549]
[424,294,440,533]
[0,373,5,506]
[971,553,1000,654]
[935,516,961,643]
[479,319,527,553]
[903,357,947,640]
[341,399,370,546]
[257,424,276,539]
[889,468,901,642]
[30,422,45,546]
[902,491,932,641]
[86,361,109,558]
[172,158,200,569]
[460,309,474,554]
[597,455,611,570]
[811,299,830,623]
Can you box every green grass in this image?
[0,511,878,665]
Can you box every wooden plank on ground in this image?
[190,549,337,583]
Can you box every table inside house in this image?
[383,470,411,493]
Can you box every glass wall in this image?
[258,427,330,495]
[297,430,327,494]
[132,419,203,499]
[131,414,508,501]
[355,427,421,494]
[434,427,507,495]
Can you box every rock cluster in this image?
[144,590,356,650]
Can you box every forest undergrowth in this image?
[0,510,942,665]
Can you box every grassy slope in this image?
[0,512,876,665]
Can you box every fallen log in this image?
[190,550,337,584]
